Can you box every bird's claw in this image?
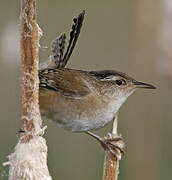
[101,133,125,160]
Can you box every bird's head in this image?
[89,70,156,107]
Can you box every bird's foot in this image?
[102,133,125,160]
[86,131,125,160]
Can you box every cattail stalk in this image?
[5,1,52,179]
[103,113,122,180]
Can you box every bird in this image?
[39,10,156,157]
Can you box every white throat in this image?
[110,89,136,114]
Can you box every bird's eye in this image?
[115,80,123,86]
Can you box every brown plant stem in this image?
[6,0,52,179]
[103,113,121,180]
[20,0,42,142]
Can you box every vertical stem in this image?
[20,0,42,142]
[103,113,120,180]
[7,1,52,179]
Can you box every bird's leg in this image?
[85,131,125,160]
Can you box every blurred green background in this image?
[0,0,172,180]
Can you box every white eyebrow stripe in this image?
[100,75,119,81]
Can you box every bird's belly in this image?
[46,111,114,132]
[41,104,116,132]
[40,90,118,132]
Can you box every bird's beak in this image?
[134,81,156,89]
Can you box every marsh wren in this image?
[39,11,156,156]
